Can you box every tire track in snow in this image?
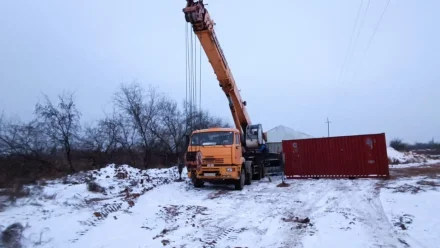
[69,202,123,243]
[181,181,295,248]
[196,186,267,247]
[252,180,331,248]
[280,181,332,248]
[380,180,431,248]
[346,180,403,248]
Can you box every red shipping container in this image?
[282,133,390,179]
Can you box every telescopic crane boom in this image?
[183,0,266,149]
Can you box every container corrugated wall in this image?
[282,133,389,179]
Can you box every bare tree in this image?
[82,111,121,165]
[114,114,138,165]
[184,101,231,133]
[35,92,81,172]
[0,112,6,156]
[0,118,52,164]
[153,97,187,162]
[114,82,162,168]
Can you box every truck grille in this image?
[203,157,224,164]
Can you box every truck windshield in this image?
[190,131,234,146]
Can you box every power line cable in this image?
[341,0,371,84]
[347,0,371,77]
[338,0,364,84]
[352,0,391,81]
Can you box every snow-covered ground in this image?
[1,157,440,248]
[387,147,440,168]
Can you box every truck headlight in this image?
[226,168,232,172]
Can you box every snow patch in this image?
[387,147,440,168]
[0,164,179,247]
[1,163,440,247]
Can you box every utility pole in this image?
[325,117,331,137]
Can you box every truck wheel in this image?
[253,166,262,181]
[245,167,252,185]
[235,168,245,190]
[193,179,204,188]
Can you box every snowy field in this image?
[0,149,439,248]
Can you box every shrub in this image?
[390,138,408,152]
[1,222,24,248]
[0,183,30,202]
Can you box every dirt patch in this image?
[153,226,179,240]
[277,182,290,187]
[159,205,208,223]
[390,163,440,179]
[161,205,183,219]
[416,180,440,187]
[161,239,170,246]
[393,214,414,231]
[84,197,111,204]
[282,216,313,229]
[282,216,310,224]
[186,205,208,215]
[207,190,229,200]
[386,184,424,194]
[398,238,410,247]
[87,181,106,193]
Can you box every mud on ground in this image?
[389,163,440,179]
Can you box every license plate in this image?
[204,173,216,177]
[207,164,214,167]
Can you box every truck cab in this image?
[185,127,248,189]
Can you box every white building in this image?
[265,125,313,153]
[266,125,312,143]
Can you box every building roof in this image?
[266,125,312,143]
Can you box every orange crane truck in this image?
[183,0,278,190]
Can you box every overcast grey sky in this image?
[0,0,439,143]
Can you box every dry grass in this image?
[378,163,440,194]
[389,163,440,180]
[1,222,25,248]
[0,183,30,202]
[385,184,424,194]
[416,180,440,187]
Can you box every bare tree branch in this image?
[114,82,162,168]
[35,92,81,172]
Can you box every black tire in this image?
[253,166,262,180]
[193,179,204,188]
[235,168,245,190]
[245,167,252,185]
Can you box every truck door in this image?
[234,133,241,164]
